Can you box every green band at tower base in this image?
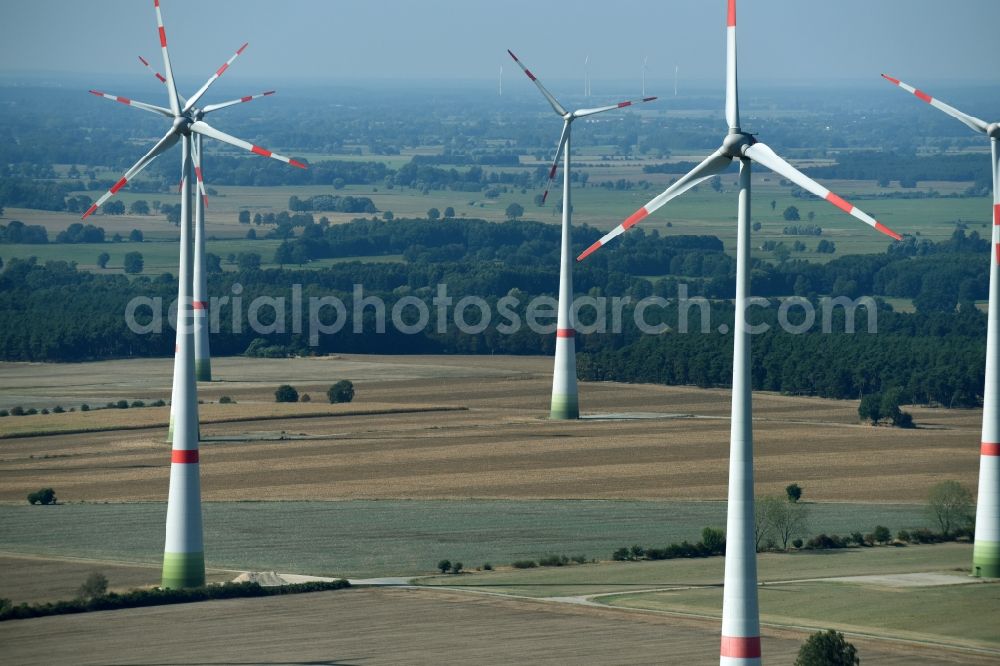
[195,359,212,382]
[973,540,1000,578]
[550,394,579,420]
[162,551,206,588]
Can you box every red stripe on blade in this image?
[825,192,853,214]
[577,240,603,262]
[139,56,150,66]
[556,328,575,338]
[881,73,901,85]
[525,69,537,81]
[914,89,932,104]
[159,27,167,47]
[727,0,736,26]
[171,449,199,464]
[194,167,203,182]
[721,636,761,659]
[982,442,1000,456]
[549,164,557,178]
[994,203,999,226]
[110,177,128,194]
[89,90,103,97]
[116,96,131,104]
[995,243,1000,265]
[642,96,657,102]
[241,96,252,102]
[263,91,275,96]
[617,101,632,108]
[622,207,649,230]
[541,190,550,204]
[237,43,248,55]
[216,63,229,77]
[82,204,98,219]
[251,145,272,158]
[289,159,307,169]
[874,222,903,241]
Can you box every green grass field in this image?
[0,500,935,579]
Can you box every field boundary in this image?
[0,405,468,440]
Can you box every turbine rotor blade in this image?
[573,96,658,118]
[191,135,208,208]
[82,129,180,219]
[744,142,902,240]
[578,149,733,260]
[138,55,188,107]
[541,121,570,204]
[190,120,307,169]
[89,89,172,117]
[201,90,275,114]
[183,42,249,114]
[726,0,739,130]
[507,49,568,117]
[153,0,181,116]
[881,74,989,135]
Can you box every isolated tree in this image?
[505,202,525,221]
[795,630,859,666]
[782,205,800,221]
[123,251,143,274]
[104,200,126,215]
[873,525,892,544]
[427,207,441,221]
[253,212,262,225]
[770,199,776,211]
[129,200,150,215]
[816,239,836,254]
[238,210,251,224]
[927,480,973,538]
[27,488,57,505]
[437,559,451,574]
[129,229,143,243]
[382,210,394,221]
[752,221,762,231]
[786,484,802,503]
[246,228,257,239]
[77,572,108,600]
[754,496,773,552]
[327,380,355,404]
[444,206,455,219]
[274,385,299,403]
[759,495,809,550]
[450,561,463,574]
[807,210,815,222]
[97,252,110,269]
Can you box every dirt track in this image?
[0,355,982,503]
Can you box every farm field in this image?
[5,586,987,666]
[0,355,983,503]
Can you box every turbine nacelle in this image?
[721,131,755,158]
[172,115,194,135]
[988,122,1000,140]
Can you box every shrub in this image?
[27,488,57,505]
[11,406,24,416]
[275,385,299,403]
[629,544,646,560]
[80,404,90,412]
[25,408,37,415]
[450,561,463,574]
[52,406,64,414]
[786,483,803,502]
[910,528,942,544]
[849,532,865,546]
[612,547,630,561]
[570,555,587,564]
[327,380,355,404]
[701,527,726,555]
[77,573,108,600]
[795,629,859,666]
[0,409,8,417]
[437,559,451,574]
[792,538,803,549]
[873,525,892,544]
[116,400,129,409]
[131,400,145,408]
[40,408,49,415]
[511,560,537,569]
[896,530,911,543]
[482,563,492,571]
[538,554,570,567]
[300,394,311,403]
[218,396,233,404]
[150,399,166,407]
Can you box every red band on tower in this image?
[556,328,575,338]
[721,636,761,659]
[982,442,1000,456]
[172,449,199,464]
[727,0,736,27]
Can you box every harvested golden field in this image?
[0,354,983,503]
[0,586,989,666]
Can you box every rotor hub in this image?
[172,115,194,135]
[988,122,1000,140]
[722,132,755,158]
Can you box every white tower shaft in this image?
[192,133,211,382]
[551,126,579,419]
[720,158,761,665]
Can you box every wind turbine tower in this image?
[882,72,1000,578]
[86,0,305,587]
[578,1,902,661]
[508,50,655,420]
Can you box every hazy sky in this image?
[2,0,998,89]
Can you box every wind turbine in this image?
[577,1,902,661]
[507,49,656,420]
[882,72,1000,578]
[85,0,305,588]
[139,53,276,386]
[584,55,590,97]
[642,55,649,98]
[674,64,679,97]
[499,63,503,97]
